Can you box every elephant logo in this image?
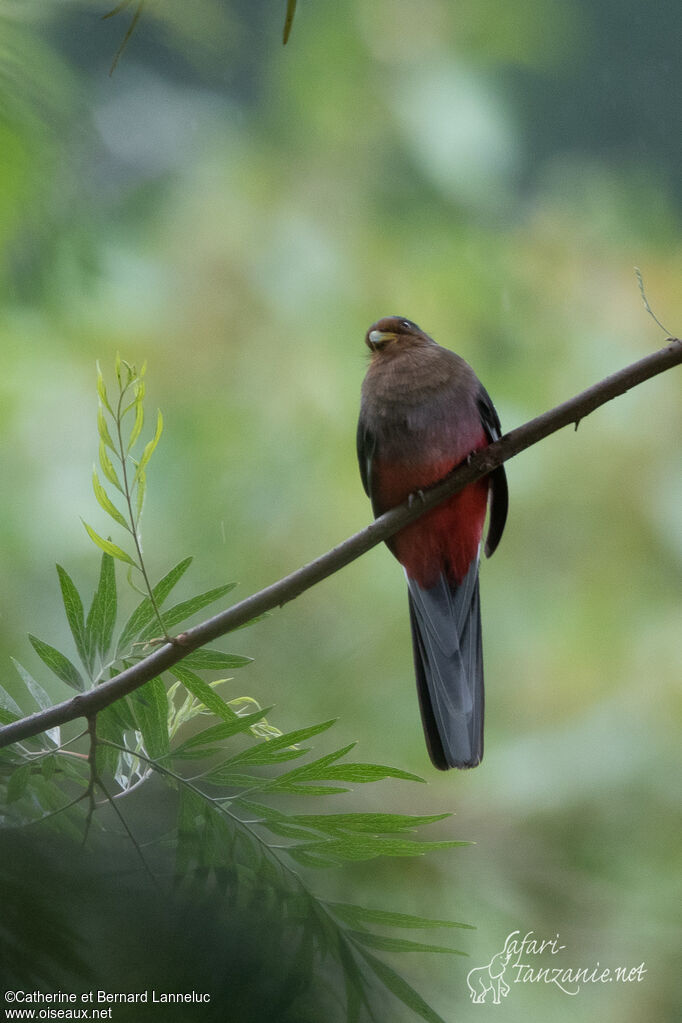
[466,936,514,1004]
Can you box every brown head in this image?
[364,316,435,356]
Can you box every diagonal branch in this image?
[1,338,680,750]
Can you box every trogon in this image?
[357,317,508,769]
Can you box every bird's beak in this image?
[368,329,397,350]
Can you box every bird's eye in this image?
[401,319,412,329]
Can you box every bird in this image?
[357,316,508,769]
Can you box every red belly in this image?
[374,448,488,587]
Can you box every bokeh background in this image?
[0,1,680,1020]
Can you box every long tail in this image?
[406,557,484,770]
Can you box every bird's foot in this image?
[408,489,426,508]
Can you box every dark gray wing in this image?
[477,385,508,558]
[356,414,376,502]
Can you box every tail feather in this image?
[407,558,484,770]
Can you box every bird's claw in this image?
[408,489,426,508]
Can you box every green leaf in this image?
[103,693,136,732]
[286,846,347,867]
[349,931,465,955]
[224,744,309,769]
[86,553,117,661]
[175,707,273,752]
[82,521,136,566]
[131,677,169,759]
[92,469,129,530]
[138,583,237,639]
[297,762,425,784]
[270,783,352,796]
[234,799,290,823]
[96,704,126,776]
[327,903,474,931]
[136,469,146,520]
[338,938,368,1023]
[181,649,252,671]
[176,785,235,882]
[117,557,193,652]
[117,355,140,392]
[58,756,90,786]
[221,720,337,769]
[56,565,89,669]
[253,819,325,840]
[0,686,24,718]
[128,383,145,450]
[120,361,145,413]
[168,665,238,722]
[209,772,269,791]
[11,659,60,746]
[99,440,123,492]
[97,405,117,451]
[0,707,19,725]
[206,749,309,782]
[289,834,467,865]
[356,948,448,1023]
[176,788,206,877]
[7,764,31,803]
[264,769,351,793]
[28,635,84,692]
[263,746,424,794]
[96,363,113,414]
[288,812,451,836]
[134,407,163,483]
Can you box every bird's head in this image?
[364,316,433,355]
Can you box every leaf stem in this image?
[114,380,168,640]
[81,715,99,846]
[94,773,157,884]
[15,792,88,828]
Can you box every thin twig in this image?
[81,715,99,846]
[10,792,88,829]
[0,338,680,751]
[20,729,88,762]
[102,0,136,18]
[283,0,297,44]
[96,773,158,885]
[634,268,673,337]
[107,0,145,76]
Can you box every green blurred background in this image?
[0,1,680,1020]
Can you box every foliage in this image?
[0,360,472,1023]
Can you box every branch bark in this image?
[1,337,680,750]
